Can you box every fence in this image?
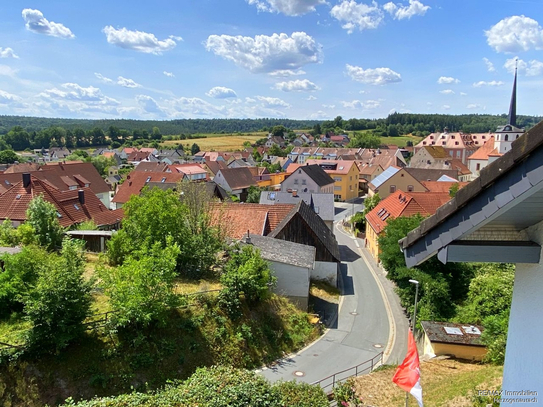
[311,352,384,395]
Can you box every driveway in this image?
[259,201,408,385]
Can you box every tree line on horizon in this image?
[0,113,541,152]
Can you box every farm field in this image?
[161,132,266,151]
[379,134,423,147]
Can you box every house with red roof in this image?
[0,173,122,229]
[112,171,185,209]
[0,162,111,208]
[365,190,451,261]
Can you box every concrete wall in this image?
[312,261,338,287]
[432,342,486,361]
[501,219,543,400]
[269,260,310,310]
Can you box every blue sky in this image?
[0,0,542,121]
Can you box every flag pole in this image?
[406,279,420,407]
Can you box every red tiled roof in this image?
[421,181,469,193]
[3,163,41,173]
[365,190,451,234]
[112,171,184,204]
[0,162,109,195]
[0,175,122,227]
[468,137,500,161]
[210,203,294,239]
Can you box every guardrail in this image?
[311,352,383,394]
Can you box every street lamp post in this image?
[409,279,420,332]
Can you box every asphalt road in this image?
[259,198,404,385]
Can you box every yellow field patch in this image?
[161,133,265,152]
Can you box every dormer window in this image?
[146,176,151,182]
[455,141,459,145]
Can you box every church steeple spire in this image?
[508,61,517,127]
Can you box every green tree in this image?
[348,132,381,149]
[246,186,263,203]
[24,239,92,353]
[271,125,287,138]
[151,126,162,140]
[4,126,30,151]
[0,245,48,318]
[0,149,19,163]
[26,195,64,251]
[219,246,275,317]
[449,182,459,198]
[91,155,116,176]
[99,240,180,328]
[191,143,201,155]
[363,193,381,217]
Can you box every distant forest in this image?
[0,114,541,151]
[0,117,321,136]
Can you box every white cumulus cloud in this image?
[467,104,481,109]
[437,76,460,84]
[330,1,383,34]
[40,83,119,106]
[483,57,495,72]
[103,26,179,54]
[274,79,320,92]
[136,94,167,116]
[383,0,430,20]
[442,105,451,110]
[206,86,238,99]
[256,95,291,108]
[22,9,74,39]
[163,71,175,77]
[269,69,306,77]
[346,64,401,85]
[504,57,543,76]
[117,76,141,88]
[0,89,23,105]
[485,15,543,53]
[473,80,505,87]
[205,32,322,73]
[307,95,317,100]
[0,47,19,59]
[341,99,380,109]
[247,0,326,16]
[95,73,113,84]
[439,89,455,94]
[460,92,467,96]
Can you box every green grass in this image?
[0,314,31,347]
[310,279,340,302]
[379,134,423,147]
[0,294,321,406]
[352,358,503,407]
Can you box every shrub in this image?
[99,240,180,328]
[26,195,64,251]
[274,380,329,407]
[24,239,93,353]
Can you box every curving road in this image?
[259,200,409,385]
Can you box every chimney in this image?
[78,189,85,205]
[245,230,252,244]
[22,173,31,188]
[292,190,298,197]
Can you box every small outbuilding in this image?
[241,234,315,310]
[420,321,486,361]
[65,230,115,253]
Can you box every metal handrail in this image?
[311,352,383,393]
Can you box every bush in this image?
[24,239,93,353]
[99,240,180,329]
[26,195,64,251]
[274,380,329,407]
[219,246,275,317]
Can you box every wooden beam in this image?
[437,240,541,264]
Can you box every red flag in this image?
[392,329,423,407]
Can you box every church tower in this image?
[494,64,524,155]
